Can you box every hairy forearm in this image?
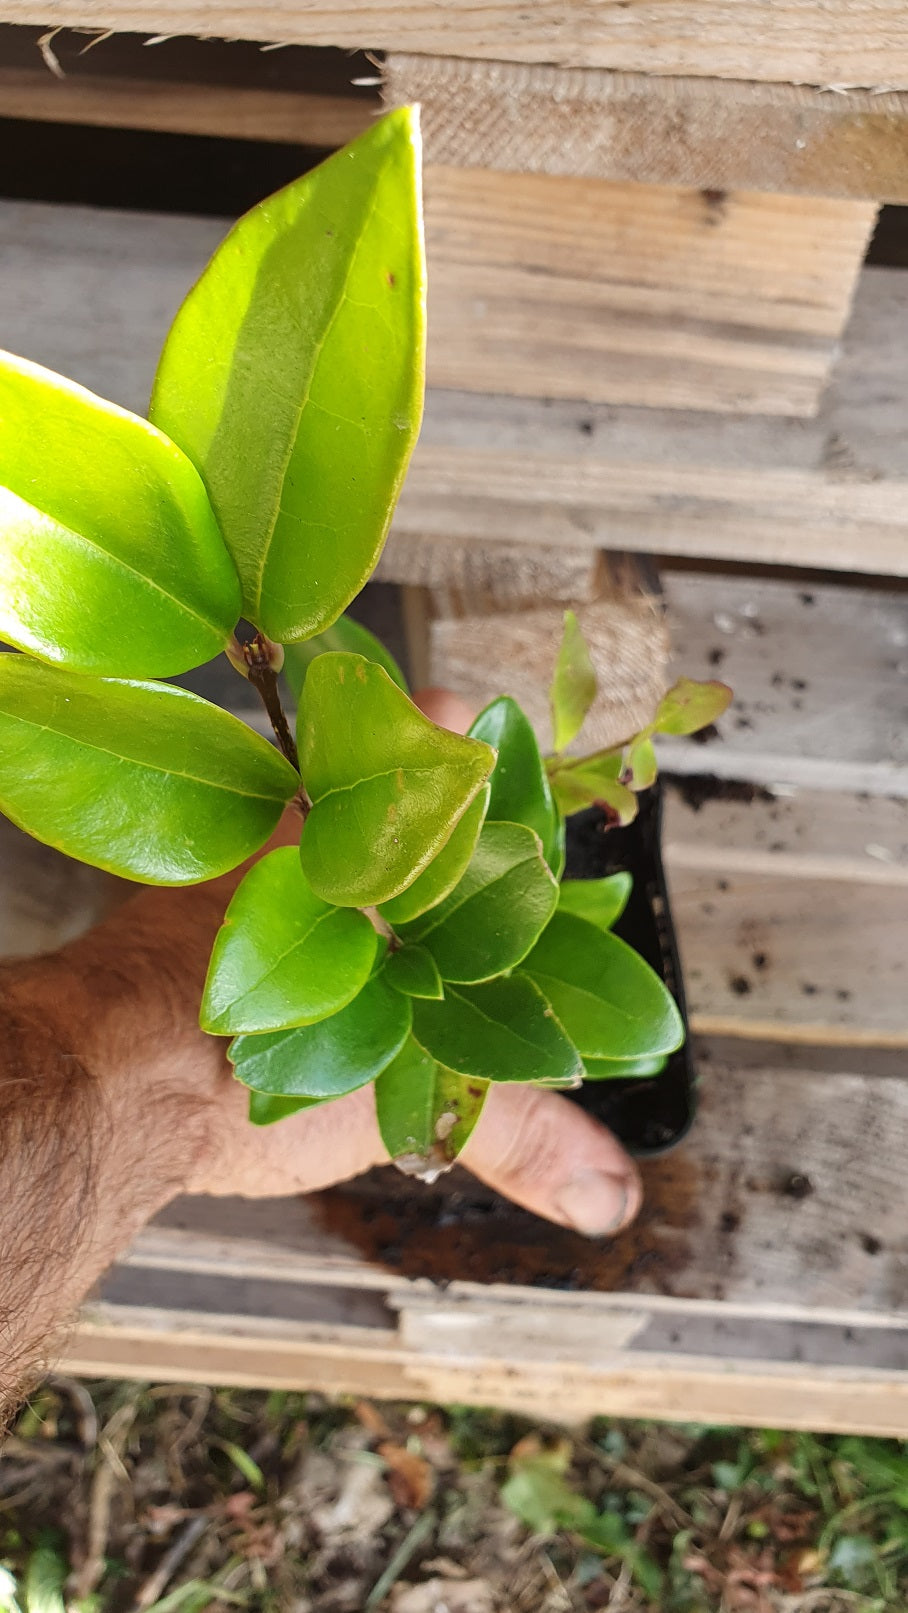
[0,884,226,1431]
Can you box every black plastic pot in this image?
[564,782,695,1156]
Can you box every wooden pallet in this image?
[1,561,904,1431]
[0,34,905,1428]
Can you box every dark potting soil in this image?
[313,789,706,1293]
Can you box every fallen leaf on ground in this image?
[379,1441,435,1510]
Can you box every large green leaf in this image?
[550,609,596,752]
[583,1053,668,1079]
[0,351,240,678]
[412,973,583,1088]
[378,785,488,925]
[284,614,408,702]
[384,943,444,999]
[398,821,557,984]
[150,109,425,642]
[558,873,632,932]
[523,912,684,1060]
[299,653,494,906]
[229,973,411,1099]
[469,695,561,870]
[201,846,377,1034]
[375,1035,487,1169]
[0,657,297,882]
[248,1090,319,1126]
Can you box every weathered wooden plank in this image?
[673,870,908,1045]
[659,571,908,796]
[423,168,875,415]
[385,54,908,204]
[664,779,908,886]
[0,199,905,572]
[59,1308,908,1436]
[3,2,908,88]
[0,64,374,145]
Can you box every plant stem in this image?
[242,633,300,773]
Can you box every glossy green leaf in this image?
[523,912,684,1060]
[384,943,444,999]
[378,785,488,925]
[375,1035,487,1168]
[201,847,377,1034]
[0,657,298,883]
[299,653,494,906]
[229,973,411,1099]
[621,732,658,790]
[550,609,597,752]
[151,109,425,642]
[583,1053,668,1079]
[412,973,583,1088]
[558,873,632,932]
[654,676,732,736]
[283,614,408,703]
[398,821,557,984]
[0,350,240,678]
[248,1090,320,1126]
[469,695,561,870]
[549,756,638,825]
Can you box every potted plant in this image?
[0,110,728,1179]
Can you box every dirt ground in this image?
[1,1380,906,1612]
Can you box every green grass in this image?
[0,1380,905,1611]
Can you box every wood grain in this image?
[0,200,905,572]
[0,65,374,144]
[385,53,908,203]
[423,167,875,415]
[2,1,908,87]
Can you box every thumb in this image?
[461,1082,642,1237]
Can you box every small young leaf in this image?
[229,973,411,1099]
[549,757,638,825]
[299,653,494,907]
[0,658,298,883]
[558,873,632,932]
[283,614,409,702]
[523,911,684,1060]
[621,732,658,790]
[654,676,732,736]
[201,847,377,1034]
[412,973,583,1088]
[469,695,561,871]
[550,609,597,752]
[248,1090,319,1125]
[384,943,444,1000]
[151,109,425,642]
[583,1053,668,1079]
[374,1035,487,1167]
[378,785,488,925]
[0,350,240,678]
[398,821,558,984]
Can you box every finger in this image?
[413,687,478,736]
[461,1083,642,1237]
